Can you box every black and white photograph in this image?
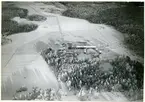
[1,1,144,101]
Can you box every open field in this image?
[1,2,144,101]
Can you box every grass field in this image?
[62,2,144,57]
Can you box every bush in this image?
[27,15,47,21]
[17,24,38,33]
[111,56,144,89]
[2,3,38,36]
[40,47,143,100]
[16,86,28,93]
[2,20,38,36]
[13,87,61,100]
[41,47,143,92]
[1,36,12,45]
[2,7,28,20]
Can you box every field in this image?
[62,2,144,57]
[2,2,144,101]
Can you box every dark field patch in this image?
[2,4,38,36]
[41,46,143,100]
[2,2,39,45]
[27,15,47,21]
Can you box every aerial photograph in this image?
[1,1,144,101]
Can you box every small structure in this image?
[67,42,102,55]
